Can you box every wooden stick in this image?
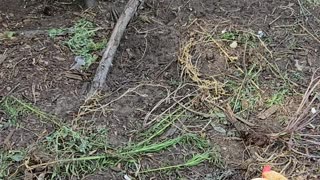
[87,0,144,98]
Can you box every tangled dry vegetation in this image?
[177,19,320,178]
[1,0,320,179]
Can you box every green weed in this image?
[0,31,15,41]
[48,19,107,69]
[220,31,261,48]
[0,150,26,179]
[228,64,262,115]
[27,127,219,179]
[45,126,108,154]
[0,97,25,128]
[220,32,238,41]
[266,89,288,107]
[39,126,113,179]
[1,97,221,179]
[290,71,304,82]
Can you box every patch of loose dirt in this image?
[1,0,320,179]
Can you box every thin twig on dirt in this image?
[87,0,145,98]
[99,84,167,111]
[143,86,171,123]
[144,83,198,127]
[299,24,320,43]
[0,49,8,65]
[224,104,255,128]
[135,34,148,68]
[155,59,175,78]
[78,83,171,126]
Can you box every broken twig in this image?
[87,0,144,98]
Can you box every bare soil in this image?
[1,0,320,179]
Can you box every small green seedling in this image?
[48,28,67,38]
[220,32,238,41]
[0,31,15,40]
[266,89,288,107]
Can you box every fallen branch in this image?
[87,0,144,98]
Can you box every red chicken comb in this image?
[262,165,272,173]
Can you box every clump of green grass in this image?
[48,19,107,69]
[36,126,113,179]
[118,109,222,174]
[136,107,185,145]
[121,134,210,157]
[2,99,221,179]
[45,126,108,154]
[26,132,220,178]
[26,126,220,179]
[139,149,221,174]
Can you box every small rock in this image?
[126,48,135,59]
[229,41,238,49]
[294,60,303,71]
[311,107,317,114]
[38,172,46,180]
[6,86,11,91]
[70,56,86,70]
[124,175,131,180]
[257,30,265,38]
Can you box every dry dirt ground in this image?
[1,0,320,179]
